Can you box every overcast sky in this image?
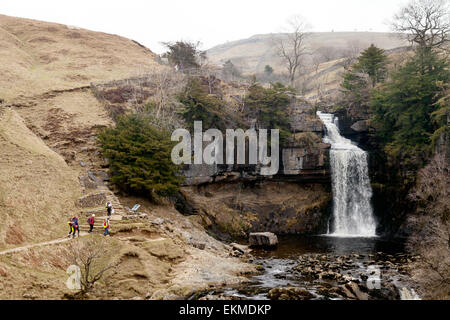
[2,0,409,53]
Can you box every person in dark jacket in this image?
[71,217,80,238]
[87,214,95,233]
[106,202,112,217]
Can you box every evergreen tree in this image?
[162,41,205,69]
[245,83,292,144]
[178,77,228,132]
[341,44,388,107]
[97,113,183,200]
[370,49,449,169]
[357,44,388,87]
[264,65,274,76]
[222,60,241,79]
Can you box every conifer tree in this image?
[244,82,292,144]
[341,44,388,108]
[177,77,228,132]
[98,113,183,200]
[370,49,449,169]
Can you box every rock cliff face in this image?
[178,99,333,238]
[181,100,330,185]
[179,181,331,239]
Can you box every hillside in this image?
[207,32,408,75]
[0,13,163,247]
[0,15,256,300]
[0,108,81,248]
[299,46,412,100]
[0,12,441,301]
[0,14,161,101]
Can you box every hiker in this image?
[67,219,74,238]
[71,217,80,238]
[106,202,112,217]
[87,214,95,233]
[103,217,110,236]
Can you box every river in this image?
[218,235,420,300]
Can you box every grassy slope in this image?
[0,14,160,101]
[0,14,162,249]
[0,15,255,299]
[0,108,81,249]
[207,32,408,75]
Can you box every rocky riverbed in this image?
[193,236,422,300]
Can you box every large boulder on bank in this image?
[249,232,278,248]
[350,120,369,133]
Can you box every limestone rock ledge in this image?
[177,181,332,239]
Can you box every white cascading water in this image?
[317,111,377,237]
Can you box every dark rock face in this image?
[179,181,332,239]
[249,232,278,248]
[171,190,197,216]
[176,98,332,239]
[350,120,369,133]
[180,99,330,186]
[333,108,372,149]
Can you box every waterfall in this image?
[317,111,377,237]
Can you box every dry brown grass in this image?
[0,14,161,101]
[0,108,81,249]
[207,32,408,75]
[0,14,258,300]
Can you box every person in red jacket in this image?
[87,214,95,233]
[103,217,110,236]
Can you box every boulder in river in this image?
[249,232,278,248]
[345,282,369,300]
[268,287,314,300]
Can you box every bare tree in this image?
[316,46,338,62]
[407,153,450,298]
[274,15,310,87]
[341,40,364,70]
[129,66,185,130]
[409,153,449,221]
[68,236,120,295]
[312,54,323,74]
[392,0,450,49]
[347,40,364,59]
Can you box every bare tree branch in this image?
[68,236,121,295]
[392,0,450,49]
[274,15,310,87]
